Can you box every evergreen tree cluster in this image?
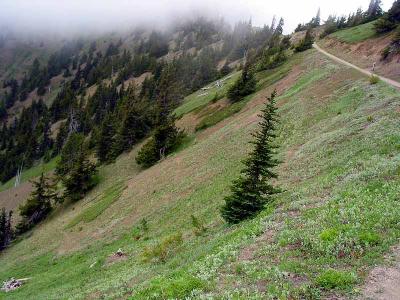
[0,40,84,111]
[0,99,54,183]
[256,30,291,71]
[221,91,280,224]
[0,16,289,186]
[295,8,322,32]
[227,62,257,102]
[320,1,384,37]
[0,208,13,251]
[374,0,400,33]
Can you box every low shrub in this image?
[142,233,183,263]
[190,215,207,236]
[316,269,357,290]
[369,75,380,85]
[132,271,205,299]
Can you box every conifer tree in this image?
[56,133,85,177]
[136,116,183,168]
[0,208,13,250]
[315,8,321,26]
[366,0,383,21]
[114,106,150,154]
[375,0,400,33]
[17,173,59,233]
[96,114,115,164]
[227,61,257,102]
[136,63,185,168]
[221,91,280,224]
[62,147,97,201]
[295,28,314,52]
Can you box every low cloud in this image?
[0,0,394,37]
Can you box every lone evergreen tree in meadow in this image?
[221,91,280,224]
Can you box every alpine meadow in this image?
[0,0,400,299]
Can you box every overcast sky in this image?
[0,0,394,35]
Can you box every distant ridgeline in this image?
[0,17,285,183]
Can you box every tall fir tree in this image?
[221,91,280,224]
[315,8,321,26]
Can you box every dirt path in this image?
[357,245,400,300]
[314,42,400,299]
[313,43,400,89]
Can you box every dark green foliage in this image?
[0,99,54,183]
[0,101,6,120]
[0,17,286,187]
[375,0,400,33]
[257,36,289,71]
[62,148,97,201]
[136,119,185,168]
[320,2,383,38]
[56,133,85,177]
[295,29,314,52]
[0,208,13,251]
[16,173,59,233]
[138,31,169,58]
[365,0,383,22]
[227,62,257,102]
[221,91,280,224]
[112,105,151,155]
[381,28,400,59]
[219,63,232,77]
[295,8,321,32]
[96,114,115,164]
[381,26,400,60]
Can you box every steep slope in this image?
[318,21,400,82]
[0,47,399,299]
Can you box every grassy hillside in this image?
[330,21,377,43]
[0,49,399,299]
[0,157,59,193]
[319,21,400,82]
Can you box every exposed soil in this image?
[357,245,400,300]
[0,181,33,223]
[104,251,129,266]
[320,33,400,82]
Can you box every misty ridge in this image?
[0,0,267,39]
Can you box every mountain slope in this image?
[319,21,400,82]
[0,46,399,299]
